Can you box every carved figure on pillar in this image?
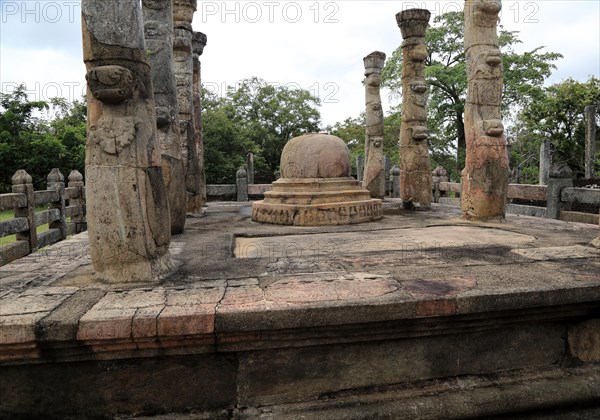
[143,0,186,234]
[461,0,509,220]
[193,31,207,206]
[82,0,173,283]
[172,0,201,214]
[362,51,386,199]
[397,9,432,209]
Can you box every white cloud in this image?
[1,0,598,127]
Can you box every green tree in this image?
[0,85,86,191]
[516,77,600,179]
[202,77,321,183]
[381,11,562,176]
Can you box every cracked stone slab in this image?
[511,245,600,261]
[235,226,536,259]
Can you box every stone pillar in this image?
[362,51,386,199]
[356,155,364,182]
[236,167,248,202]
[246,153,255,184]
[68,170,86,233]
[384,155,391,196]
[82,0,173,283]
[545,164,572,220]
[461,0,509,220]
[47,168,67,241]
[585,104,597,179]
[193,31,207,206]
[539,140,551,185]
[390,165,401,198]
[172,0,199,213]
[397,9,432,209]
[143,0,186,235]
[432,166,448,203]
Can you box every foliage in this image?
[514,76,600,180]
[202,77,321,183]
[0,84,87,192]
[381,11,562,174]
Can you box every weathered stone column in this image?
[461,0,509,220]
[585,104,596,179]
[172,0,199,213]
[246,153,255,184]
[362,51,386,199]
[82,0,172,283]
[390,165,401,198]
[193,31,207,206]
[397,9,432,209]
[356,155,364,182]
[539,140,551,185]
[143,0,186,234]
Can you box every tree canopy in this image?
[202,77,321,183]
[380,11,562,178]
[0,85,86,192]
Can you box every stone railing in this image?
[434,171,600,224]
[0,169,86,266]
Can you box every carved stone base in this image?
[252,178,382,226]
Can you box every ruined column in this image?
[82,0,172,282]
[356,155,364,182]
[143,0,186,234]
[397,9,432,209]
[193,31,207,205]
[362,51,386,199]
[539,140,551,185]
[585,104,597,179]
[172,0,199,213]
[461,0,509,220]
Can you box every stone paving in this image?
[1,201,600,418]
[1,201,599,363]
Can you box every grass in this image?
[0,208,49,247]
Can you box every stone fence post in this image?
[431,166,448,203]
[47,168,68,240]
[68,170,86,233]
[391,165,400,198]
[545,164,573,219]
[11,170,36,252]
[236,167,248,202]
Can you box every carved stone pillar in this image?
[193,31,207,206]
[143,0,186,234]
[397,9,432,209]
[362,51,386,199]
[172,0,199,213]
[461,0,509,220]
[82,0,173,283]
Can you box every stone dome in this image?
[280,133,351,178]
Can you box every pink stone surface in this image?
[158,304,215,336]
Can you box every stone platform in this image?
[1,202,599,419]
[252,178,382,226]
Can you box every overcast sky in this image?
[1,0,599,127]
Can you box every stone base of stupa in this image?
[252,177,382,226]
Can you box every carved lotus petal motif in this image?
[410,82,427,93]
[86,65,134,104]
[483,119,504,137]
[411,126,428,141]
[90,116,136,155]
